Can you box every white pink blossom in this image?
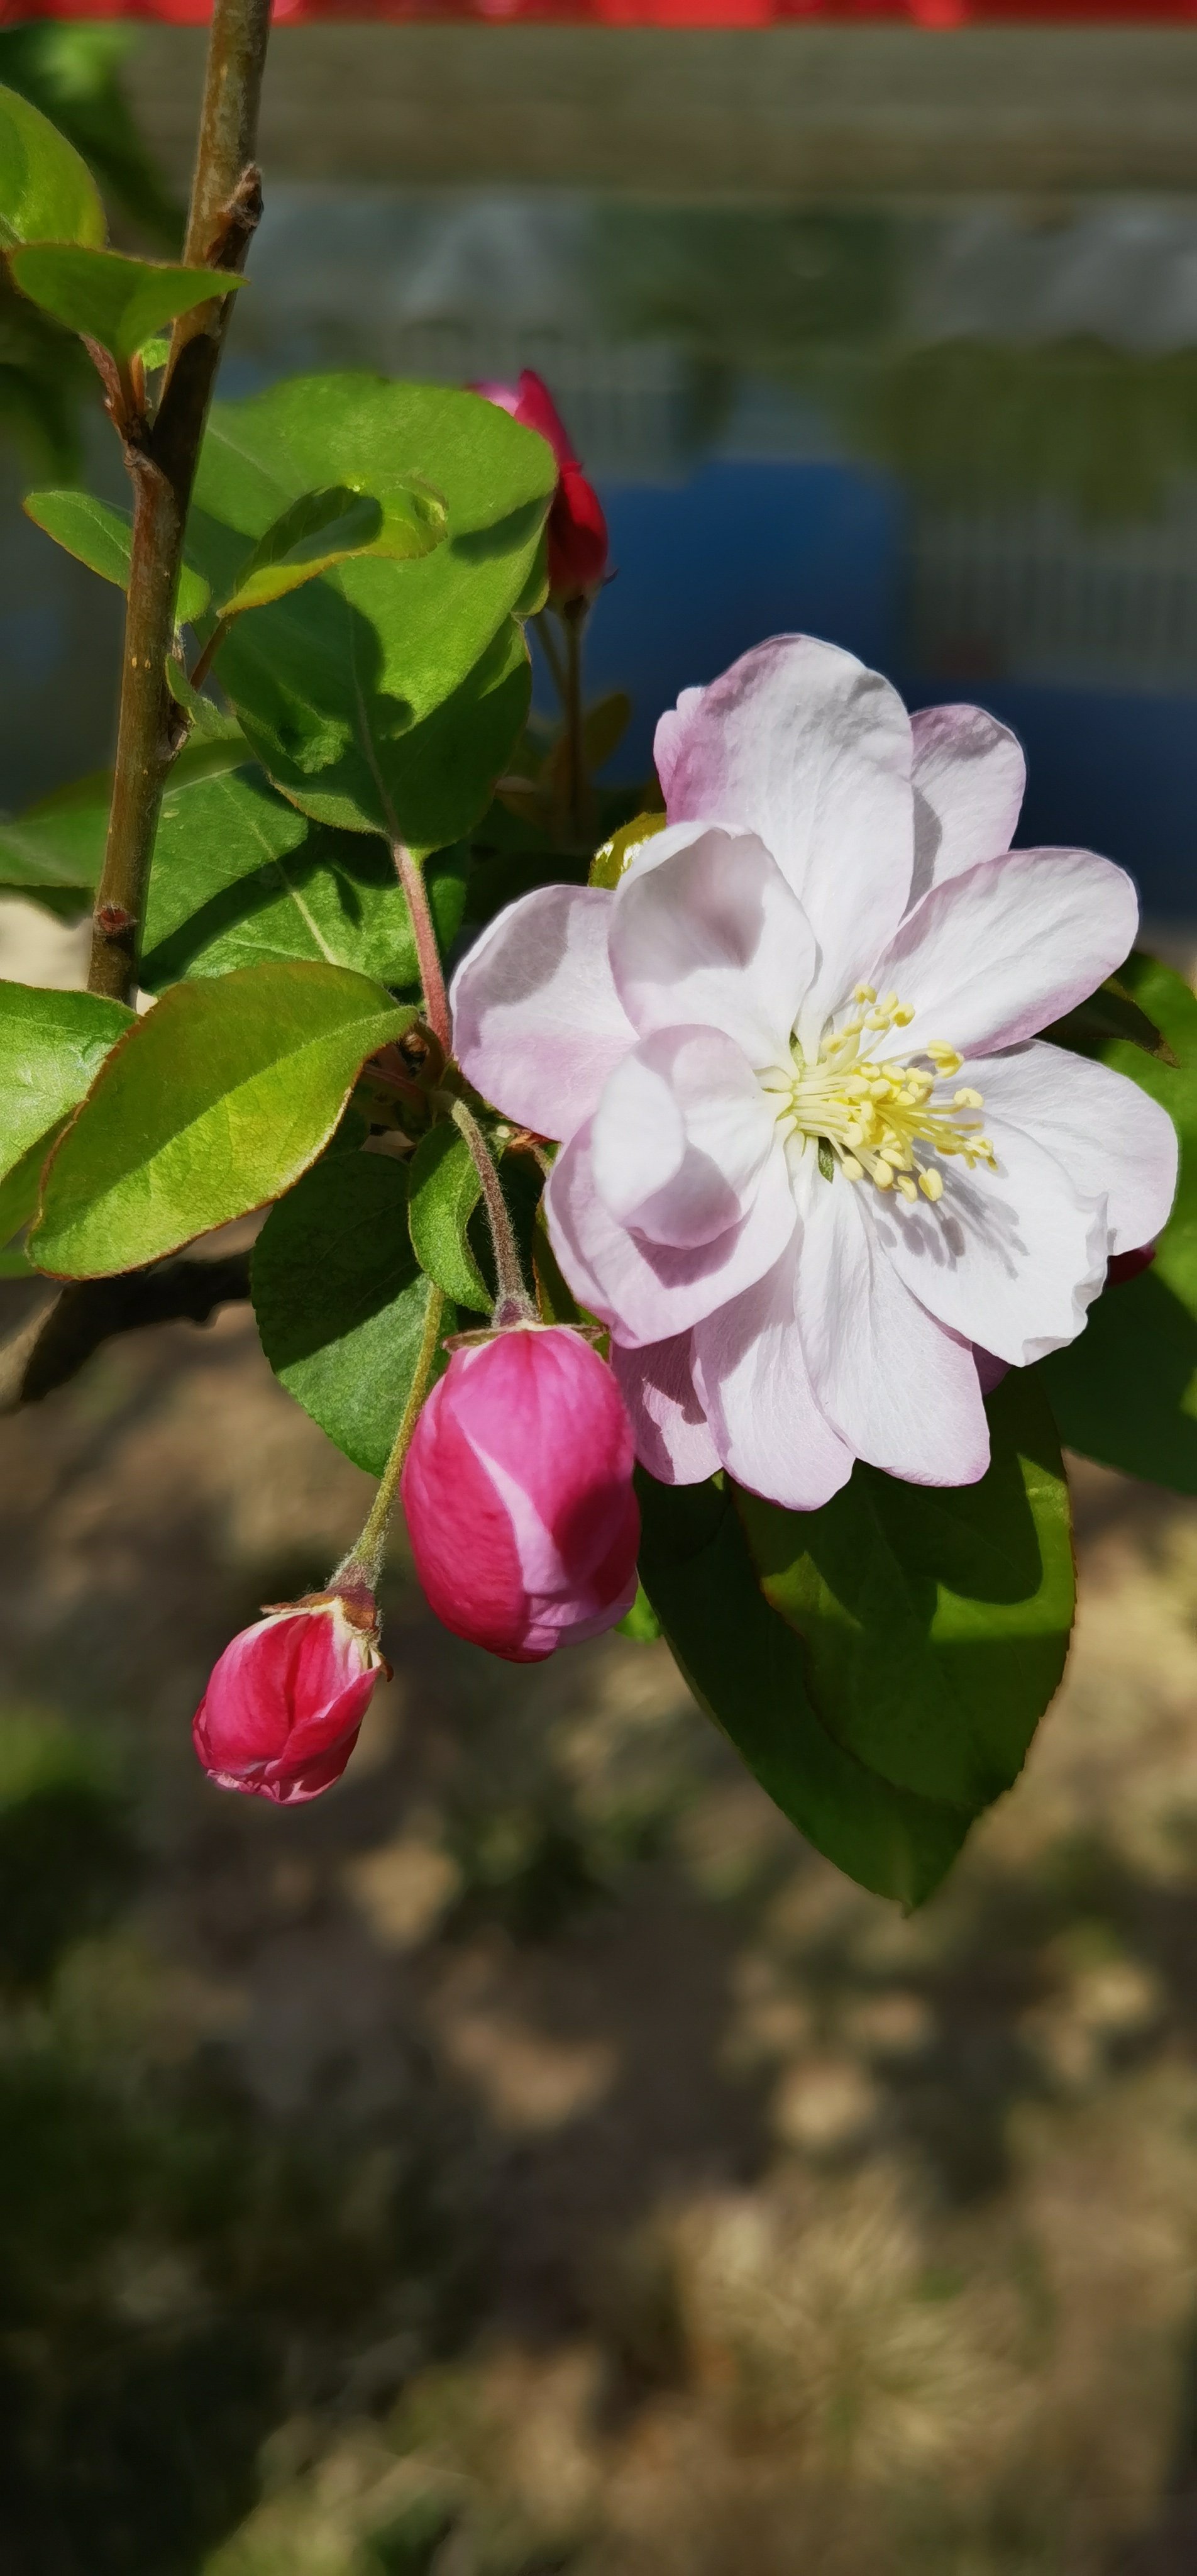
[452,637,1177,1507]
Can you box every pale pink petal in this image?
[591,1026,777,1250]
[612,1333,721,1485]
[546,1117,798,1350]
[450,884,632,1142]
[691,1240,854,1510]
[867,850,1139,1059]
[654,637,914,1036]
[789,1149,991,1484]
[609,827,815,1064]
[866,1114,1108,1368]
[910,704,1025,901]
[966,1040,1178,1256]
[653,685,704,801]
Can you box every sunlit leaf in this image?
[9,242,240,362]
[0,80,104,252]
[24,486,210,623]
[30,961,409,1278]
[216,480,446,620]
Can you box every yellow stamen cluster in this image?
[760,986,996,1204]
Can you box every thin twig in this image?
[188,613,233,696]
[0,1253,251,1414]
[393,840,452,1055]
[338,1284,446,1592]
[87,0,271,1002]
[451,1101,533,1324]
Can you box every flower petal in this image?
[612,1333,722,1485]
[910,704,1025,901]
[609,826,816,1064]
[591,1025,778,1250]
[654,636,914,1035]
[790,1150,991,1484]
[868,849,1139,1058]
[866,1106,1109,1367]
[450,884,632,1142]
[546,1115,798,1349]
[692,1240,854,1510]
[966,1040,1178,1256]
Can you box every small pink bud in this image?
[400,1325,639,1663]
[473,369,609,609]
[193,1587,389,1804]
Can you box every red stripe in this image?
[3,0,1196,23]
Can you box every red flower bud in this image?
[400,1325,639,1663]
[473,370,609,609]
[1108,1241,1157,1289]
[193,1587,388,1804]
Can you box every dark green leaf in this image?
[1100,953,1197,1315]
[0,1120,69,1250]
[407,1121,489,1313]
[1041,1265,1197,1494]
[25,487,210,623]
[0,982,131,1191]
[30,960,409,1279]
[187,376,554,843]
[9,243,240,363]
[736,1374,1073,1815]
[1044,970,1178,1067]
[0,29,184,247]
[140,763,467,990]
[637,1472,971,1910]
[0,80,105,251]
[252,1152,454,1475]
[218,481,446,618]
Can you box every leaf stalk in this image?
[339,1283,446,1591]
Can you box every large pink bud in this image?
[473,369,609,609]
[400,1325,639,1663]
[193,1587,389,1804]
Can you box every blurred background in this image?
[3,18,1197,2573]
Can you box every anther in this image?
[918,1169,944,1202]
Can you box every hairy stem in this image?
[87,0,272,1002]
[451,1101,533,1323]
[339,1284,446,1592]
[394,841,453,1055]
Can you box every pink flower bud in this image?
[473,369,609,608]
[193,1587,389,1804]
[400,1325,639,1663]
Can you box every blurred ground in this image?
[1,1266,1197,2573]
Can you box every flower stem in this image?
[534,608,568,704]
[339,1284,446,1592]
[87,0,271,1002]
[563,602,586,844]
[451,1101,534,1324]
[394,841,452,1055]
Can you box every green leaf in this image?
[1099,953,1197,1314]
[187,376,555,843]
[140,762,467,990]
[30,961,409,1279]
[735,1372,1074,1816]
[217,481,446,619]
[0,1120,69,1252]
[24,488,210,624]
[407,1121,490,1313]
[252,1152,455,1475]
[1039,952,1197,1492]
[0,983,132,1194]
[617,1584,661,1645]
[1041,1265,1197,1494]
[1044,972,1178,1067]
[637,1472,971,1909]
[588,809,666,891]
[0,80,105,252]
[9,244,240,364]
